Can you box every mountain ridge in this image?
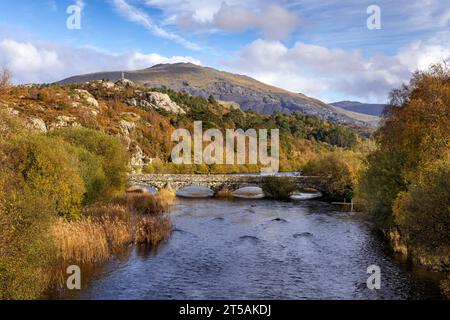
[330,100,387,117]
[59,63,368,125]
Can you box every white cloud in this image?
[146,1,298,40]
[0,39,201,84]
[225,37,450,103]
[110,0,201,50]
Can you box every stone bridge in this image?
[129,174,323,194]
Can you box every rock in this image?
[28,118,47,133]
[115,79,135,87]
[130,144,150,172]
[119,120,136,136]
[124,91,186,114]
[74,89,99,109]
[50,116,80,130]
[145,92,186,114]
[125,98,138,107]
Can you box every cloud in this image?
[147,0,299,40]
[225,37,450,103]
[110,0,201,50]
[0,39,201,84]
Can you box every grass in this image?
[135,215,172,245]
[50,192,173,289]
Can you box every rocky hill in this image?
[60,63,366,125]
[1,79,365,173]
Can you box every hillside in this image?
[0,79,364,173]
[60,63,366,125]
[330,101,387,117]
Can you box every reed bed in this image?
[135,215,172,245]
[51,193,173,270]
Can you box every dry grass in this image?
[156,188,176,207]
[135,215,172,245]
[51,218,110,265]
[126,193,170,215]
[51,195,172,269]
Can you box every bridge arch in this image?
[129,174,324,195]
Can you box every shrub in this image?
[262,176,297,200]
[0,122,60,299]
[50,127,129,200]
[304,151,364,201]
[6,134,85,219]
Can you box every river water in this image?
[64,198,444,300]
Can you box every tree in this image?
[359,63,450,228]
[0,67,12,96]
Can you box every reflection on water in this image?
[63,198,444,300]
[291,192,323,200]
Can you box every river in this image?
[61,197,444,300]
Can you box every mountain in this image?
[59,63,365,125]
[330,101,387,117]
[329,105,381,127]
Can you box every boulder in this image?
[124,91,186,114]
[28,118,47,133]
[74,89,99,109]
[119,120,136,136]
[145,92,186,114]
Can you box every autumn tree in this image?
[360,64,450,232]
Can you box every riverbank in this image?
[387,229,450,296]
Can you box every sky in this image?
[0,0,449,103]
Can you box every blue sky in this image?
[0,0,449,103]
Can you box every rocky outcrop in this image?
[73,89,100,109]
[49,116,81,130]
[125,91,185,114]
[27,118,47,133]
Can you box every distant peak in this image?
[150,62,201,69]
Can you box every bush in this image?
[50,128,129,200]
[304,151,364,201]
[6,134,86,219]
[262,176,297,200]
[393,156,450,252]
